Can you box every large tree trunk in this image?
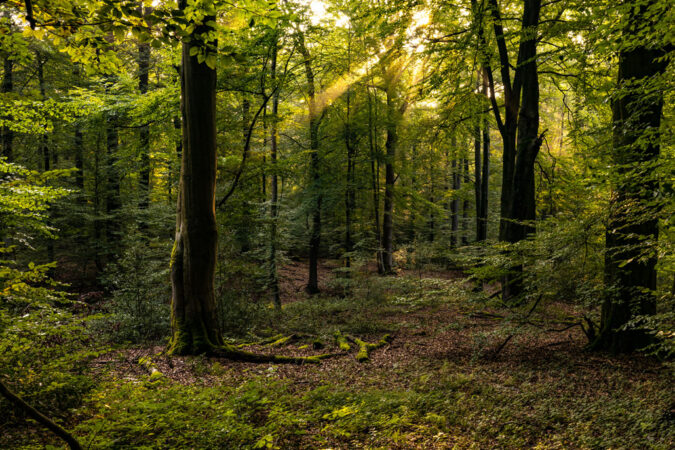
[169,12,221,355]
[501,0,542,301]
[592,1,667,353]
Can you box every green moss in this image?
[334,331,351,352]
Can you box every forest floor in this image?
[5,262,674,449]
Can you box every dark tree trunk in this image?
[343,34,356,271]
[38,56,55,267]
[501,0,542,302]
[592,1,667,353]
[473,76,483,241]
[138,37,151,209]
[169,10,221,355]
[268,36,280,307]
[450,142,459,248]
[479,72,490,241]
[1,53,12,161]
[381,87,401,274]
[462,156,470,245]
[297,32,322,294]
[367,87,383,274]
[105,97,120,259]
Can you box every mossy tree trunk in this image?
[169,8,221,355]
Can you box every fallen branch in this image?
[0,379,83,450]
[138,356,165,382]
[346,334,393,362]
[211,344,337,364]
[334,331,351,351]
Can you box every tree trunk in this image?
[462,156,469,245]
[501,0,542,302]
[473,76,483,241]
[479,72,490,241]
[1,54,13,161]
[268,37,280,307]
[450,143,459,248]
[169,10,221,355]
[381,88,399,274]
[297,32,322,294]
[38,56,55,267]
[367,87,383,274]
[343,33,355,272]
[138,37,151,209]
[592,1,667,353]
[105,95,120,260]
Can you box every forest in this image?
[0,0,673,448]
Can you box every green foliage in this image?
[97,231,172,344]
[0,161,104,423]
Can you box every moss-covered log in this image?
[138,356,165,382]
[346,334,393,362]
[334,331,351,351]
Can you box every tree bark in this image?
[138,34,151,209]
[500,0,542,302]
[1,54,12,161]
[381,86,404,274]
[592,0,667,353]
[479,71,490,241]
[297,31,322,294]
[268,36,281,307]
[169,8,221,355]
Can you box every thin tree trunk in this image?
[479,70,490,241]
[297,32,322,294]
[473,74,483,241]
[37,56,55,269]
[367,87,383,273]
[450,139,459,248]
[1,46,13,161]
[343,30,355,271]
[138,36,151,209]
[462,155,470,245]
[381,88,399,274]
[269,36,280,308]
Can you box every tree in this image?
[168,2,221,355]
[592,0,669,353]
[474,0,543,301]
[295,29,323,294]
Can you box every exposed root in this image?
[346,334,393,362]
[236,334,305,349]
